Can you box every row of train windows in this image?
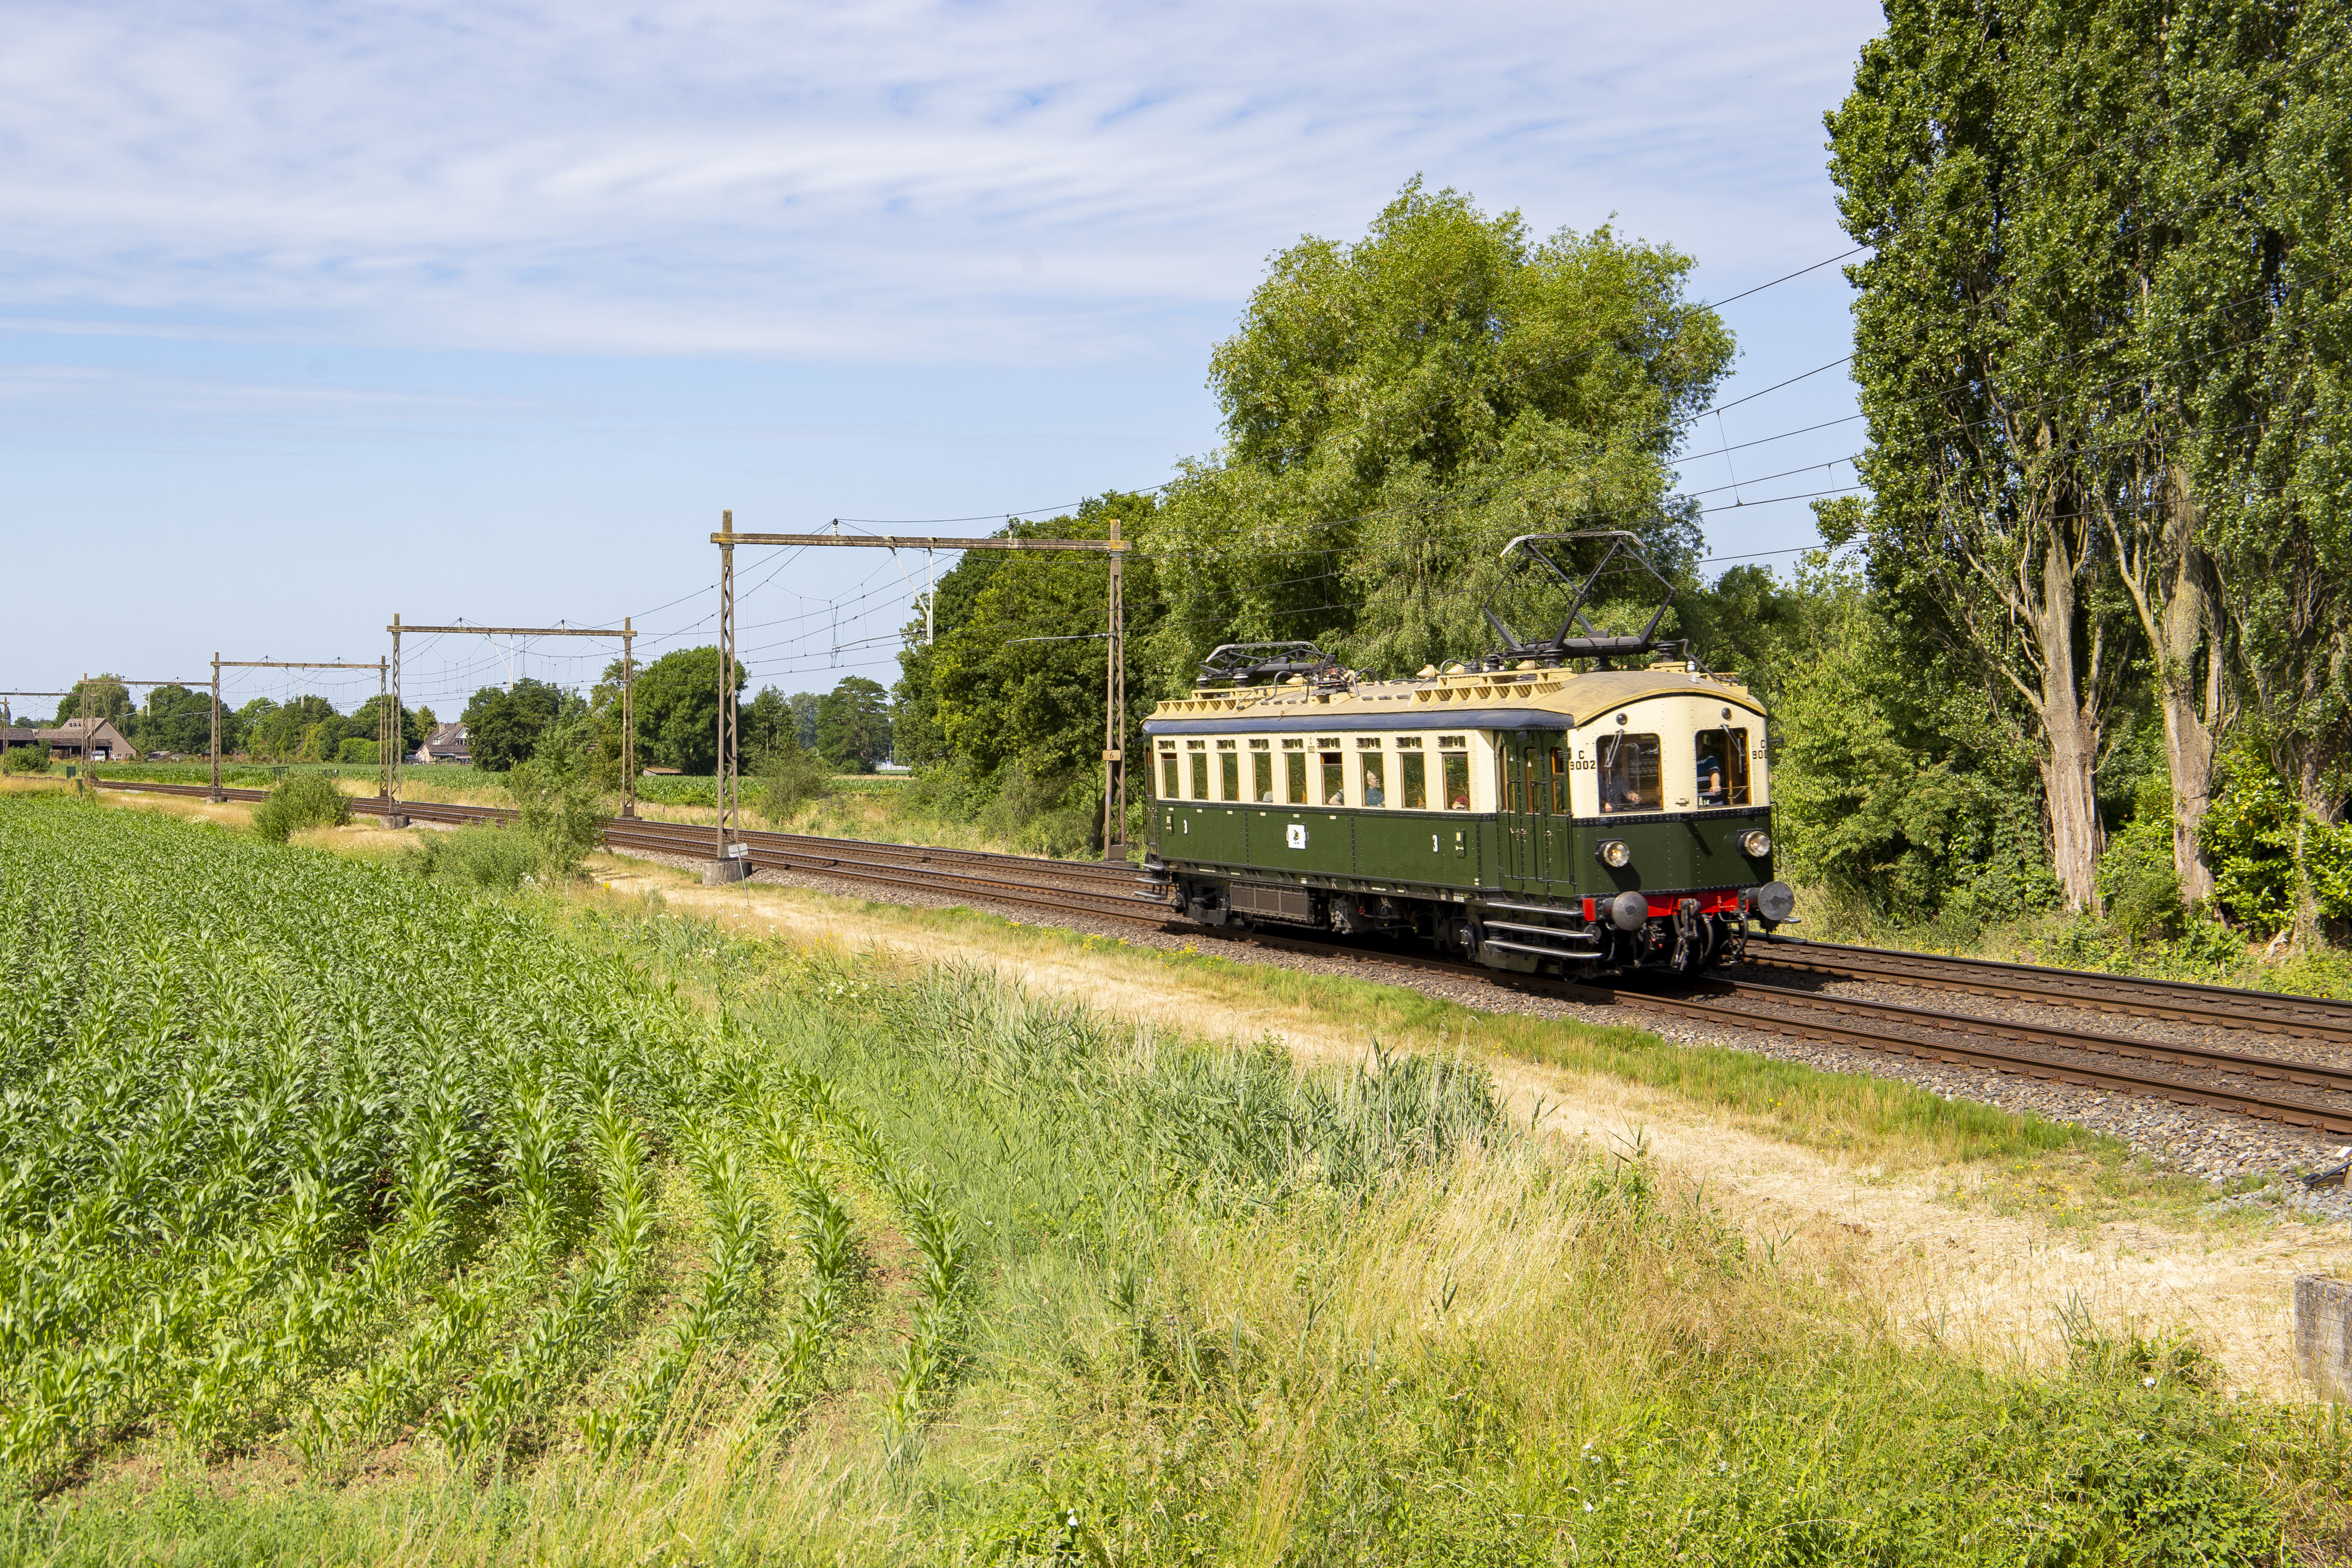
[1503,729,1752,815]
[1158,737,1475,810]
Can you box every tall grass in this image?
[8,839,2348,1563]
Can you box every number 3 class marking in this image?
[1431,834,1439,852]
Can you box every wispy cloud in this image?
[0,0,1879,363]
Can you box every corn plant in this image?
[0,798,730,1486]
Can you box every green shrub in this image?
[974,763,1100,858]
[251,773,352,843]
[3,746,51,775]
[507,739,604,880]
[2199,732,2352,937]
[337,737,377,766]
[757,736,832,824]
[406,824,540,891]
[2098,774,2185,945]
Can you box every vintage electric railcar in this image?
[1136,533,1798,977]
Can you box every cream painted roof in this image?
[1147,664,1764,730]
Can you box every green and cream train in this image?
[1136,535,1798,977]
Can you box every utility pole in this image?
[705,518,1132,864]
[710,511,744,882]
[1102,517,1127,864]
[209,656,222,800]
[621,618,636,818]
[389,616,404,825]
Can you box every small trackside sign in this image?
[1286,823,1308,850]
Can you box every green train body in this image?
[1138,662,1797,977]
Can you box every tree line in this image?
[891,18,2351,946]
[27,662,894,779]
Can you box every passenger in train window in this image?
[1599,732,1661,812]
[1442,748,1470,809]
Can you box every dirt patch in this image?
[605,864,2352,1401]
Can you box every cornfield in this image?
[0,795,962,1489]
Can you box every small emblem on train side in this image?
[1286,824,1308,849]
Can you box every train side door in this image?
[1538,737,1568,894]
[1501,731,1546,893]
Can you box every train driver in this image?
[1600,740,1646,814]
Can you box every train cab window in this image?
[1158,746,1179,800]
[1548,745,1569,814]
[1398,742,1427,809]
[1693,728,1751,807]
[1188,740,1208,800]
[1521,748,1544,814]
[1598,731,1663,814]
[1285,750,1308,805]
[1440,736,1470,810]
[1217,741,1240,802]
[1252,747,1274,802]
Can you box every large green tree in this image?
[1828,0,2162,910]
[629,646,746,775]
[2168,4,2352,936]
[816,677,893,772]
[244,694,340,762]
[343,694,427,758]
[741,686,795,763]
[895,493,1165,785]
[1145,180,1733,686]
[129,684,215,755]
[462,679,567,773]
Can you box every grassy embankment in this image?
[5,792,2350,1564]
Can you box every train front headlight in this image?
[1739,828,1772,858]
[1598,839,1631,869]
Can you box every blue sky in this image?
[1,0,1883,715]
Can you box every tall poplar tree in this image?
[1829,0,2173,910]
[1830,0,2352,913]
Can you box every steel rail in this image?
[1588,982,2352,1137]
[1703,976,2352,1097]
[595,821,1158,917]
[1752,935,2352,1040]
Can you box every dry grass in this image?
[572,855,2352,1401]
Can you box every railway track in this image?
[93,775,2352,1142]
[1748,934,2352,1044]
